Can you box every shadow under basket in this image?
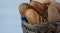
[21,21,60,33]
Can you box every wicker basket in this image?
[21,20,60,33]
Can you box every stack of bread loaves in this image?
[19,0,60,25]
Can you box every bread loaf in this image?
[48,3,60,21]
[30,1,48,15]
[25,9,42,24]
[19,3,29,16]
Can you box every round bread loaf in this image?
[19,3,29,16]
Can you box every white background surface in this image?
[0,0,29,33]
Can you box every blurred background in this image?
[0,0,60,33]
[0,0,29,33]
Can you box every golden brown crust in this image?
[19,1,48,24]
[30,1,48,17]
[25,9,46,24]
[25,9,40,24]
[19,3,30,16]
[48,3,60,21]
